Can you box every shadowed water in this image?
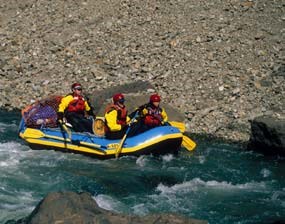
[0,111,284,224]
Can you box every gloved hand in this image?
[136,105,143,112]
[87,109,95,118]
[153,114,163,122]
[129,111,138,119]
[57,112,64,123]
[163,121,170,126]
[86,114,96,120]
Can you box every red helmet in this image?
[150,94,161,103]
[113,93,125,103]
[71,83,82,90]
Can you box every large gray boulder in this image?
[23,191,207,224]
[87,81,185,122]
[87,80,154,114]
[247,116,285,156]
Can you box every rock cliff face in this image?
[0,0,284,142]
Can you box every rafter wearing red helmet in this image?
[136,94,168,129]
[104,93,131,139]
[57,83,95,133]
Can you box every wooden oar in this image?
[115,111,139,159]
[169,121,196,151]
[23,128,106,154]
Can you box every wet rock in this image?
[17,191,207,224]
[248,116,285,156]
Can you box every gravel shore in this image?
[0,0,284,142]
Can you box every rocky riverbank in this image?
[0,0,284,142]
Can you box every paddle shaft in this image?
[23,128,106,154]
[58,120,72,139]
[115,111,139,159]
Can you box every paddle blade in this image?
[115,134,127,159]
[169,121,197,151]
[169,121,186,133]
[23,128,45,139]
[182,135,196,151]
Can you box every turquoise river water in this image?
[0,111,284,224]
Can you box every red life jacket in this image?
[66,94,86,113]
[144,103,163,127]
[105,103,128,125]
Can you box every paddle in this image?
[181,135,196,151]
[23,128,106,154]
[168,121,196,151]
[58,120,72,139]
[57,120,107,153]
[24,128,70,141]
[115,111,139,159]
[169,121,186,133]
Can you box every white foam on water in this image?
[136,155,149,167]
[131,203,149,216]
[142,178,273,219]
[203,179,267,191]
[161,154,174,162]
[1,190,35,209]
[93,194,125,212]
[0,142,44,191]
[155,177,268,194]
[146,189,193,217]
[268,190,285,209]
[0,189,36,223]
[271,191,285,201]
[197,155,206,164]
[0,157,19,167]
[0,141,24,152]
[260,168,271,178]
[94,194,153,216]
[0,142,29,168]
[0,122,18,133]
[156,179,197,194]
[35,152,69,167]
